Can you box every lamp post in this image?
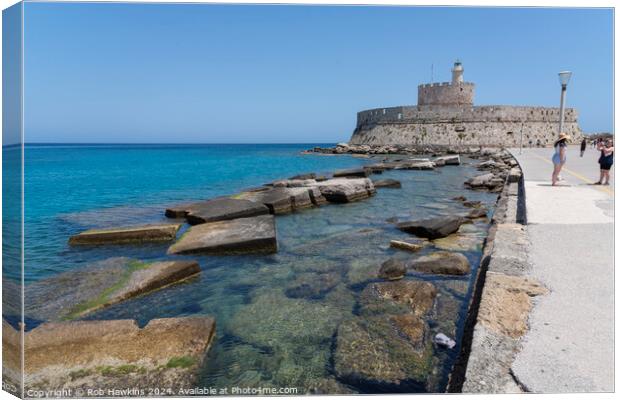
[558,71,572,134]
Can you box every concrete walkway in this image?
[510,145,614,392]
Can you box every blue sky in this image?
[22,3,613,143]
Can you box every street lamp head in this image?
[558,71,572,87]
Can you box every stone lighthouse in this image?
[451,60,464,84]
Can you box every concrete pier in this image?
[509,145,614,392]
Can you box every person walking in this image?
[580,138,587,157]
[551,133,570,186]
[595,139,614,185]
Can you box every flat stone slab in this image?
[167,215,277,255]
[235,186,324,214]
[25,258,201,321]
[309,178,376,203]
[434,155,461,165]
[373,179,402,189]
[389,239,426,252]
[396,216,465,239]
[4,317,215,392]
[333,167,370,178]
[69,223,182,245]
[166,197,269,225]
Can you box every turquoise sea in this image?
[5,143,497,393]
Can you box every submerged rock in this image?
[332,316,433,391]
[463,200,483,208]
[466,207,488,219]
[396,216,465,239]
[289,172,316,180]
[409,251,471,276]
[166,197,269,222]
[378,259,406,281]
[432,231,484,252]
[285,272,341,299]
[359,280,437,317]
[69,223,182,245]
[26,258,200,321]
[226,291,346,353]
[6,317,215,392]
[167,215,277,255]
[372,179,402,189]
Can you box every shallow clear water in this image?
[17,144,497,394]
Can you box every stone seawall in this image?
[447,154,548,393]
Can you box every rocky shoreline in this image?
[7,144,517,395]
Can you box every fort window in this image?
[382,109,386,115]
[507,131,514,135]
[397,113,402,120]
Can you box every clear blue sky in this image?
[23,3,613,143]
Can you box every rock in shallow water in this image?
[235,187,324,214]
[166,197,269,223]
[309,178,376,203]
[372,178,402,189]
[69,223,182,245]
[25,258,201,321]
[4,317,215,392]
[226,291,346,352]
[378,258,406,280]
[409,251,471,276]
[167,215,277,255]
[332,167,370,178]
[285,272,341,299]
[396,215,465,239]
[332,316,434,391]
[389,239,426,252]
[359,280,437,317]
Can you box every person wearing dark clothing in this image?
[580,138,587,157]
[596,139,614,185]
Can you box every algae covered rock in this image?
[12,317,215,393]
[332,316,434,391]
[226,291,345,352]
[359,280,437,317]
[26,258,200,321]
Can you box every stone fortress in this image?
[349,61,583,147]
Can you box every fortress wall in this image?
[356,105,578,128]
[417,82,475,106]
[349,119,583,147]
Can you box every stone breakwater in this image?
[8,146,518,395]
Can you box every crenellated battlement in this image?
[417,82,475,88]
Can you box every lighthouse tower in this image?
[451,60,464,84]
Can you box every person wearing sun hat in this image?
[551,132,570,186]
